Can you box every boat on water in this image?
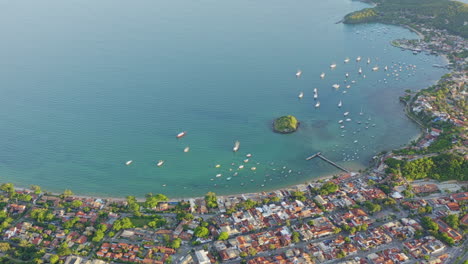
[315,101,320,108]
[157,160,165,167]
[372,66,379,71]
[346,85,351,89]
[320,72,325,79]
[356,56,361,62]
[176,131,187,138]
[345,73,349,78]
[344,112,349,116]
[313,88,318,93]
[233,141,240,152]
[251,167,256,171]
[314,93,318,99]
[338,120,344,124]
[298,92,304,99]
[184,147,190,153]
[226,177,232,181]
[367,58,371,64]
[244,159,249,163]
[346,118,351,122]
[246,153,252,158]
[384,66,388,71]
[216,174,222,178]
[338,100,342,108]
[296,70,302,78]
[332,84,340,89]
[359,107,364,115]
[358,67,362,74]
[238,165,244,169]
[125,160,133,166]
[330,63,337,69]
[344,58,350,63]
[340,125,345,129]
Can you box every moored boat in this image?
[233,141,240,152]
[157,160,165,167]
[125,160,133,166]
[296,70,302,78]
[176,131,187,138]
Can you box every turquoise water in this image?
[0,0,447,198]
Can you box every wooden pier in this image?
[306,152,350,173]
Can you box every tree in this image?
[444,214,459,229]
[71,200,83,208]
[57,242,71,256]
[291,231,300,243]
[319,182,339,195]
[218,232,229,241]
[63,189,73,198]
[144,193,168,208]
[92,230,105,242]
[49,255,59,264]
[170,238,181,249]
[291,191,306,202]
[194,227,209,238]
[0,242,10,252]
[205,192,218,209]
[421,217,439,232]
[333,227,342,234]
[0,183,14,194]
[248,247,257,256]
[30,185,41,195]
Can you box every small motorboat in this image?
[176,131,187,138]
[320,72,325,79]
[315,101,320,108]
[298,92,304,99]
[332,84,340,89]
[184,147,190,153]
[296,70,302,78]
[344,112,349,116]
[157,160,165,167]
[125,160,133,166]
[233,140,240,152]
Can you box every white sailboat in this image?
[125,160,133,166]
[184,147,190,153]
[345,73,349,78]
[320,72,325,79]
[315,101,320,108]
[344,58,350,63]
[313,88,318,93]
[338,100,342,108]
[359,107,364,115]
[157,160,165,167]
[314,93,318,99]
[358,67,362,74]
[356,56,362,62]
[330,63,337,69]
[233,141,240,152]
[344,112,349,116]
[296,70,302,78]
[298,92,304,99]
[338,120,344,124]
[346,85,351,89]
[372,66,379,71]
[332,84,340,89]
[384,66,388,71]
[367,58,371,64]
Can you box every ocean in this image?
[0,0,448,197]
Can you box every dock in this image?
[306,152,350,173]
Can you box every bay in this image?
[0,0,447,197]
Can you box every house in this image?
[195,250,210,264]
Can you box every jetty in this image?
[306,152,350,173]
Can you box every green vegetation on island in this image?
[273,115,299,133]
[343,0,468,38]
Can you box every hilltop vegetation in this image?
[273,115,299,133]
[344,0,468,38]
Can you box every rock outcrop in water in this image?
[273,115,299,133]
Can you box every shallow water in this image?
[0,0,447,197]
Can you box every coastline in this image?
[4,2,455,203]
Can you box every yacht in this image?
[338,100,342,108]
[246,153,252,158]
[346,118,352,122]
[233,141,240,152]
[125,160,133,166]
[320,72,325,79]
[296,70,302,78]
[358,67,362,74]
[330,63,337,69]
[372,66,379,71]
[384,66,388,71]
[298,92,304,99]
[332,84,340,89]
[315,101,320,108]
[344,57,350,63]
[314,93,318,99]
[338,120,344,124]
[345,73,349,78]
[251,167,257,171]
[238,165,244,169]
[344,112,349,116]
[367,58,371,64]
[346,85,351,89]
[313,88,318,93]
[184,147,190,153]
[157,160,165,167]
[356,56,362,62]
[216,174,222,178]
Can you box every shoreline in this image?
[5,3,454,204]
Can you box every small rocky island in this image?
[273,115,299,133]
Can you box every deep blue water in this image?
[0,0,447,197]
